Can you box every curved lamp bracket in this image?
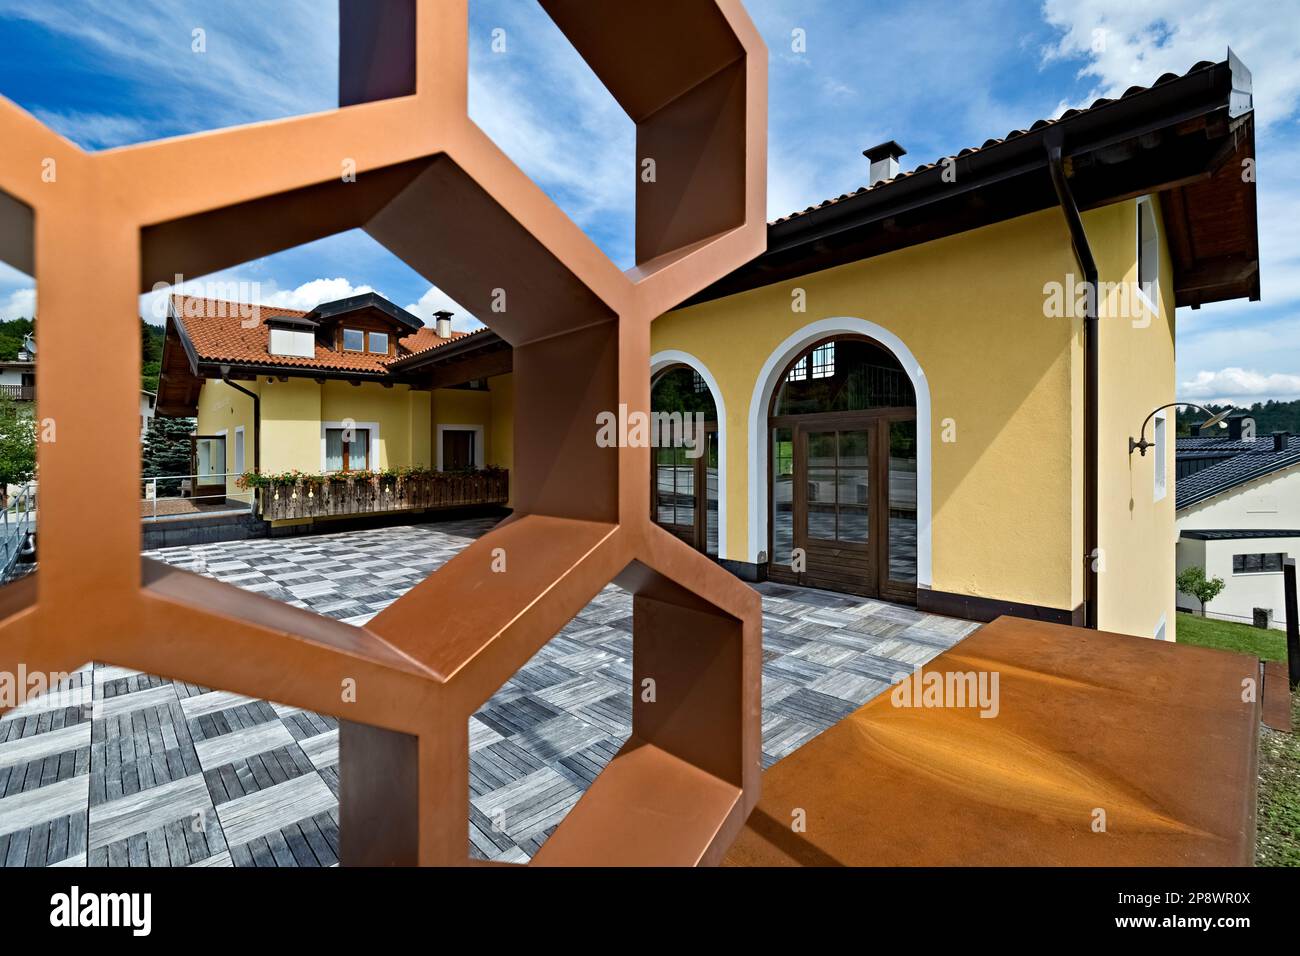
[1129,402,1227,456]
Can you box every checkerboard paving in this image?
[0,518,978,866]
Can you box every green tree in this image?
[1176,565,1227,617]
[142,416,194,496]
[0,393,36,504]
[141,317,165,392]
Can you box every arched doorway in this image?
[767,335,918,601]
[651,364,720,556]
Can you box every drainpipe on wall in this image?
[220,370,261,509]
[1045,134,1099,630]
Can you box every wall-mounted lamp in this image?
[1129,402,1230,456]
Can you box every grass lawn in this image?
[1175,610,1287,660]
[1175,610,1299,866]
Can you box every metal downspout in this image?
[1046,135,1099,629]
[221,374,261,512]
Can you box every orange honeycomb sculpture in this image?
[0,0,767,865]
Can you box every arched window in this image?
[773,337,915,417]
[651,366,719,556]
[652,366,718,422]
[768,336,917,601]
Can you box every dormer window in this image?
[266,314,318,358]
[368,331,389,354]
[343,328,365,351]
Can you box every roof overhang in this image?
[688,56,1260,310]
[386,328,511,387]
[155,313,204,417]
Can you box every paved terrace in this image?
[0,519,978,866]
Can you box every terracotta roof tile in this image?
[171,295,466,374]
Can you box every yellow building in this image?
[157,292,515,527]
[155,57,1260,642]
[646,57,1257,640]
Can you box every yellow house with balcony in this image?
[156,291,515,526]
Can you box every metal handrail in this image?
[141,471,254,520]
[1,482,36,576]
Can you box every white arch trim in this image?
[650,349,728,560]
[746,318,932,588]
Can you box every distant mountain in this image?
[1177,399,1300,436]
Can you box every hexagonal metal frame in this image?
[0,0,767,866]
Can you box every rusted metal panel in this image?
[725,616,1260,867]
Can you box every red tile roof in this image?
[171,295,469,374]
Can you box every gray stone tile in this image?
[0,518,975,867]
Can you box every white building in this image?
[1176,422,1300,630]
[140,389,156,440]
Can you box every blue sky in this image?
[0,0,1297,404]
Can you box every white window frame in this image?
[234,425,245,475]
[367,331,389,354]
[1135,195,1160,317]
[1154,614,1167,642]
[435,424,485,472]
[342,328,366,352]
[320,420,381,473]
[1152,411,1167,502]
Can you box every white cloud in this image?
[259,278,377,313]
[1180,367,1300,404]
[0,0,336,148]
[0,287,35,321]
[30,109,169,151]
[1041,0,1300,401]
[138,276,380,325]
[468,0,634,266]
[404,286,481,332]
[1041,0,1300,127]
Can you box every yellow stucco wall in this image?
[320,380,429,471]
[489,373,515,505]
[654,207,1083,611]
[431,386,490,468]
[408,390,431,469]
[651,200,1173,634]
[196,373,516,480]
[195,378,259,498]
[259,378,322,473]
[1093,196,1177,640]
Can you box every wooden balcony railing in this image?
[256,469,508,522]
[0,385,35,401]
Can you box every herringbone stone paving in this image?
[0,518,978,865]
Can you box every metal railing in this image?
[1,482,36,578]
[0,384,35,401]
[141,472,255,520]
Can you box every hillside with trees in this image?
[0,317,33,361]
[0,315,166,393]
[1176,399,1300,436]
